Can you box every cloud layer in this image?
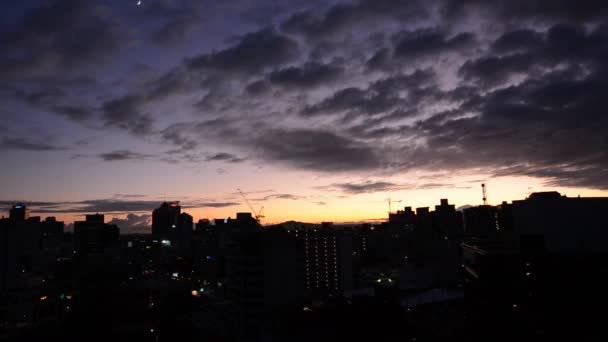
[0,199,239,215]
[2,0,608,194]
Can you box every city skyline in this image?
[3,184,608,233]
[2,0,608,226]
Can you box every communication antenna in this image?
[482,183,488,205]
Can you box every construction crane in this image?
[482,183,488,205]
[237,188,265,223]
[387,197,402,215]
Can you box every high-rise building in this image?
[432,199,463,236]
[1,204,51,293]
[9,203,30,222]
[40,217,64,236]
[225,227,299,339]
[176,212,193,254]
[463,205,497,236]
[287,222,353,294]
[389,206,416,230]
[152,202,181,238]
[152,202,193,255]
[0,217,17,293]
[496,201,514,231]
[73,214,119,257]
[512,192,608,254]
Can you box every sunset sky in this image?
[1,0,608,232]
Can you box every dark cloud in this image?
[139,0,202,45]
[3,0,608,194]
[371,69,436,93]
[444,0,608,22]
[459,53,537,86]
[18,88,65,106]
[0,0,129,80]
[280,0,427,38]
[114,194,147,199]
[12,87,94,122]
[460,23,608,86]
[280,4,364,38]
[302,86,403,118]
[157,119,386,173]
[0,199,239,215]
[99,150,153,162]
[245,80,271,95]
[491,29,544,53]
[250,193,327,206]
[0,137,65,151]
[321,180,471,194]
[365,48,392,70]
[407,67,608,189]
[205,152,246,163]
[199,202,240,208]
[0,200,59,208]
[0,199,158,214]
[101,94,141,119]
[185,27,298,73]
[101,95,154,135]
[254,128,381,172]
[53,105,94,122]
[143,66,199,102]
[302,87,373,115]
[267,62,344,88]
[325,181,400,194]
[154,16,199,45]
[75,199,238,212]
[302,69,436,117]
[392,29,476,60]
[261,194,306,201]
[160,123,198,150]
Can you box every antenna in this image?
[482,183,488,205]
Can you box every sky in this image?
[1,0,608,232]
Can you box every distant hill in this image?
[456,204,473,211]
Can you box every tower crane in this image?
[387,197,402,215]
[237,188,265,223]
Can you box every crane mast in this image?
[237,188,265,223]
[387,197,402,215]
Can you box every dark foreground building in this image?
[462,192,608,341]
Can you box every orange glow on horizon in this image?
[11,175,607,230]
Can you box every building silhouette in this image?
[463,205,497,236]
[3,191,608,341]
[287,222,354,294]
[73,214,119,257]
[152,201,193,254]
[431,199,463,236]
[512,191,608,254]
[152,201,181,237]
[8,203,30,222]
